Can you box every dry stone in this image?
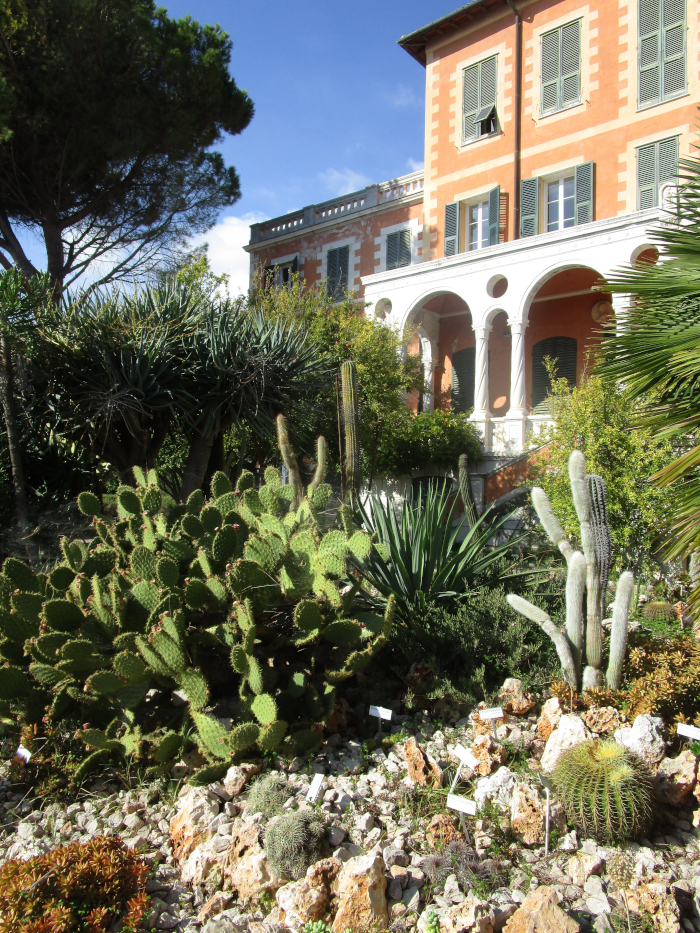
[613,715,667,767]
[405,737,443,788]
[222,819,280,905]
[567,852,604,887]
[426,813,462,849]
[536,698,562,741]
[223,761,261,797]
[503,886,580,933]
[471,734,508,776]
[499,678,535,716]
[509,782,545,846]
[274,858,340,929]
[332,854,388,933]
[541,715,590,772]
[475,767,516,811]
[169,786,220,863]
[656,750,698,806]
[627,882,681,933]
[441,897,496,933]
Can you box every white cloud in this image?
[406,157,424,172]
[319,168,371,197]
[194,212,267,296]
[386,84,422,109]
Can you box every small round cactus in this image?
[552,739,655,842]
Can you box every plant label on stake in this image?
[446,793,477,842]
[306,772,324,803]
[369,705,392,734]
[539,773,554,857]
[479,707,504,740]
[677,723,700,741]
[15,745,31,763]
[450,745,479,793]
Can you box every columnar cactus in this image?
[507,451,634,691]
[340,360,362,501]
[0,416,393,783]
[458,454,478,527]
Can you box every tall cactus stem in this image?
[569,452,602,671]
[565,550,586,682]
[589,474,613,619]
[458,454,478,527]
[531,487,574,563]
[506,594,577,688]
[276,414,303,509]
[340,360,362,503]
[309,436,327,495]
[606,570,634,691]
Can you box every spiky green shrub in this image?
[264,810,326,880]
[0,414,394,783]
[552,739,655,842]
[246,774,293,818]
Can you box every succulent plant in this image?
[552,739,655,842]
[264,810,326,881]
[246,774,293,818]
[642,601,675,622]
[0,415,394,783]
[340,360,362,502]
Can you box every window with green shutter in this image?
[638,0,685,108]
[532,337,577,411]
[541,20,581,115]
[444,202,460,256]
[463,55,498,143]
[451,347,475,412]
[327,245,349,299]
[520,177,540,237]
[386,229,411,270]
[637,136,678,208]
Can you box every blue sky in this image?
[159,0,449,291]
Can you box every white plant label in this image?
[446,793,476,816]
[453,744,478,770]
[479,707,504,720]
[15,745,32,763]
[306,772,324,802]
[677,723,700,741]
[369,705,392,721]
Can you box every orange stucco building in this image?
[246,0,696,502]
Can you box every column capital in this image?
[473,323,492,340]
[509,320,527,336]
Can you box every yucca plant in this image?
[354,480,524,623]
[552,739,655,842]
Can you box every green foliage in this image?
[264,811,326,881]
[552,739,655,842]
[0,835,150,933]
[376,409,482,477]
[246,774,293,818]
[529,373,672,576]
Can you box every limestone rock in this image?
[536,698,562,742]
[197,891,233,924]
[656,750,698,806]
[332,854,388,933]
[223,762,261,798]
[509,782,545,847]
[541,715,590,773]
[613,715,667,767]
[567,852,604,888]
[474,767,516,811]
[499,679,535,716]
[170,786,220,863]
[222,819,280,905]
[405,737,443,788]
[503,886,580,933]
[426,813,462,849]
[627,882,681,933]
[581,707,622,735]
[275,858,340,929]
[181,834,230,886]
[471,735,508,776]
[471,704,506,736]
[441,897,496,933]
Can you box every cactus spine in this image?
[507,450,633,692]
[340,360,362,502]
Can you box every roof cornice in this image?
[398,0,503,65]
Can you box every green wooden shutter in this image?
[327,246,349,298]
[488,185,500,245]
[662,0,685,98]
[637,142,658,208]
[532,337,577,410]
[451,347,475,412]
[541,29,560,113]
[337,245,349,294]
[561,21,581,106]
[386,231,399,270]
[463,65,479,142]
[658,136,678,185]
[326,249,338,297]
[575,161,594,225]
[479,56,497,129]
[639,0,662,105]
[398,229,411,267]
[445,202,459,256]
[520,177,540,237]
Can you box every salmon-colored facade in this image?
[246,0,698,500]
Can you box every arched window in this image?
[532,336,577,411]
[451,347,475,412]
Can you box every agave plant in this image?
[354,480,524,623]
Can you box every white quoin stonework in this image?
[361,208,662,454]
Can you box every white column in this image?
[611,293,629,336]
[472,324,491,418]
[508,320,527,415]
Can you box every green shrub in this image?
[264,810,326,880]
[246,774,293,818]
[552,740,655,842]
[0,835,149,933]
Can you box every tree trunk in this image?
[180,428,216,501]
[42,220,65,296]
[202,431,225,494]
[0,333,33,559]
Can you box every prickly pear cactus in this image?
[0,418,392,782]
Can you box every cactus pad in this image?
[251,693,278,725]
[77,491,101,516]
